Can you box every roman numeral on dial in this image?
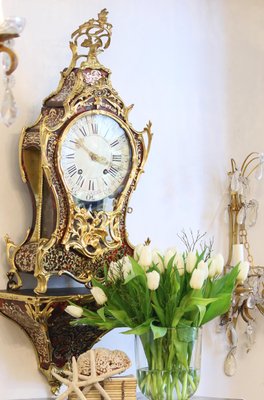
[112,154,122,162]
[91,123,98,134]
[66,153,75,159]
[109,166,118,178]
[67,165,77,177]
[110,139,119,147]
[76,175,85,187]
[79,126,87,137]
[88,180,95,191]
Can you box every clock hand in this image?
[89,151,109,165]
[76,138,109,165]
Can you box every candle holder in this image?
[0,16,25,126]
[221,152,264,376]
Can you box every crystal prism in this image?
[246,323,256,351]
[255,163,263,180]
[226,323,238,347]
[224,349,237,376]
[231,171,240,192]
[237,206,246,225]
[246,293,256,309]
[246,200,258,227]
[1,88,18,127]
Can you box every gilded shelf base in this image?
[0,287,106,393]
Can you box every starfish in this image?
[52,350,129,400]
[52,357,87,400]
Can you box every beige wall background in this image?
[0,0,264,399]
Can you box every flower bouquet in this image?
[67,240,244,400]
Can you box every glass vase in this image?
[135,327,202,400]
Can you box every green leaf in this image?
[209,266,239,297]
[108,308,133,327]
[201,293,233,324]
[197,304,206,326]
[150,322,167,339]
[122,319,154,335]
[97,307,106,321]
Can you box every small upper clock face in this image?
[59,113,132,202]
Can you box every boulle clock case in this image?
[0,10,152,392]
[5,9,152,295]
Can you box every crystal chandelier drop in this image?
[0,15,25,126]
[221,152,264,376]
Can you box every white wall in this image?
[0,0,263,399]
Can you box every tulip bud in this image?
[186,252,197,273]
[134,243,144,261]
[175,253,185,276]
[213,254,225,275]
[208,259,217,278]
[122,256,133,279]
[138,244,153,270]
[91,286,108,305]
[237,261,250,283]
[65,305,83,318]
[146,270,160,290]
[190,268,205,289]
[197,260,208,279]
[164,249,177,268]
[108,260,120,282]
[152,249,165,273]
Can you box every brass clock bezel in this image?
[57,109,137,209]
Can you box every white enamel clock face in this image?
[59,113,132,202]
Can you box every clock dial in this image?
[59,113,132,202]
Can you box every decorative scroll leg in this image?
[5,235,23,290]
[34,272,49,294]
[6,271,23,290]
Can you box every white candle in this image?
[231,244,244,266]
[0,1,4,24]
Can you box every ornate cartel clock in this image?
[5,9,152,294]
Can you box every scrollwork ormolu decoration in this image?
[5,9,152,294]
[64,207,122,258]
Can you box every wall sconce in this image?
[0,6,25,126]
[221,152,264,376]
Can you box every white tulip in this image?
[152,249,165,273]
[134,243,144,261]
[122,256,133,279]
[146,270,160,290]
[208,258,217,278]
[138,244,153,269]
[108,261,120,282]
[164,249,177,268]
[91,287,108,305]
[186,252,197,273]
[197,260,208,279]
[65,305,83,318]
[212,254,225,275]
[190,268,205,289]
[175,252,185,276]
[237,261,250,283]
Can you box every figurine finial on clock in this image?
[70,8,112,70]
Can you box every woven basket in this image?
[69,375,137,400]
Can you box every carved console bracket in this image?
[0,288,105,394]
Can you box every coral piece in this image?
[77,347,131,376]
